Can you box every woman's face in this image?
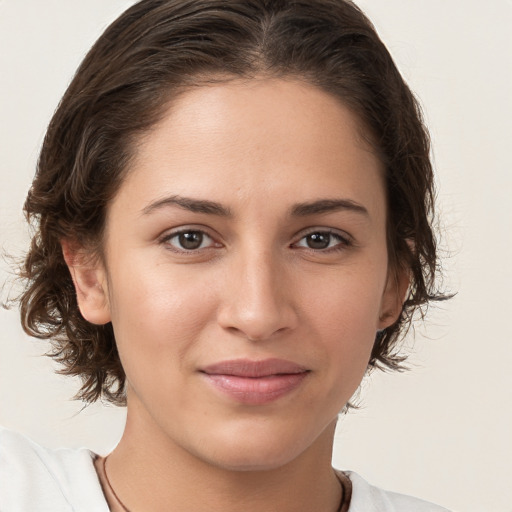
[80,78,404,470]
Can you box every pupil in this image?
[179,232,203,250]
[307,233,330,249]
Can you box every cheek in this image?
[302,263,386,334]
[107,259,218,373]
[300,266,386,379]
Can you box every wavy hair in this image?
[18,0,446,404]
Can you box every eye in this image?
[294,230,350,251]
[163,230,216,251]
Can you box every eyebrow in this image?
[291,198,369,217]
[141,195,232,217]
[141,195,368,219]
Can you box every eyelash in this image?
[291,229,352,253]
[159,228,352,254]
[160,228,219,253]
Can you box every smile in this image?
[200,358,310,405]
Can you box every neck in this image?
[104,401,342,512]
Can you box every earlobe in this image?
[378,266,410,329]
[61,240,111,325]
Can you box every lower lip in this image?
[202,373,308,405]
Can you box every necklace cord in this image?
[103,456,131,512]
[102,456,350,512]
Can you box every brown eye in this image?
[294,230,350,252]
[178,231,204,250]
[305,232,331,249]
[165,230,214,251]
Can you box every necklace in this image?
[103,457,132,512]
[102,456,350,512]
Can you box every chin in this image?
[193,425,322,473]
[207,446,302,473]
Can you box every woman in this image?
[1,0,449,510]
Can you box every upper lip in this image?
[200,358,309,378]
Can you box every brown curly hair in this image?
[18,0,446,405]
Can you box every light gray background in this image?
[1,1,511,511]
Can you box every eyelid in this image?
[291,227,354,251]
[157,225,353,254]
[159,226,222,252]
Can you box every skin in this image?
[65,78,407,511]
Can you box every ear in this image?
[61,239,111,325]
[378,265,410,330]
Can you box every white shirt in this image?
[0,428,451,511]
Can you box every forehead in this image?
[116,78,385,217]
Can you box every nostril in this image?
[223,324,291,343]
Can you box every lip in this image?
[200,358,310,405]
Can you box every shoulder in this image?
[342,470,452,512]
[0,427,109,511]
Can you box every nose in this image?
[216,249,298,341]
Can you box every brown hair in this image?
[19,0,446,404]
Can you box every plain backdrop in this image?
[1,1,511,511]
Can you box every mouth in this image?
[199,358,310,405]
